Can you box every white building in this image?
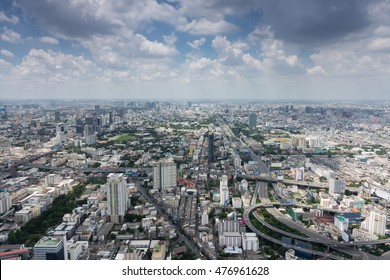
[153,158,177,191]
[0,192,11,214]
[334,215,349,232]
[106,173,128,224]
[295,167,305,181]
[220,175,229,205]
[219,232,242,247]
[361,211,387,236]
[201,210,209,226]
[241,233,259,252]
[232,197,242,209]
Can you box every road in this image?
[135,182,203,259]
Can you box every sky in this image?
[1,0,390,100]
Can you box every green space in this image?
[257,208,307,237]
[114,134,134,143]
[7,184,87,246]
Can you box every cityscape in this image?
[1,0,390,264]
[0,100,389,260]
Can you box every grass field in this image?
[111,134,133,143]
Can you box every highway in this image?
[243,206,345,260]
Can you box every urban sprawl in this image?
[0,100,389,260]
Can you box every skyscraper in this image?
[106,173,128,224]
[208,133,215,163]
[249,113,257,130]
[220,175,229,205]
[153,158,177,191]
[329,173,345,195]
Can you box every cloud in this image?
[39,36,59,45]
[16,0,119,38]
[0,28,22,43]
[187,37,206,50]
[136,34,179,57]
[0,49,14,58]
[178,18,239,35]
[307,65,328,76]
[258,0,370,45]
[0,11,19,24]
[12,49,98,83]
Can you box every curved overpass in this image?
[243,206,345,260]
[245,204,390,248]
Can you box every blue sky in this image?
[1,0,390,100]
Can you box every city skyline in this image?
[1,0,390,100]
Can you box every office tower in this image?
[94,105,101,116]
[208,134,215,163]
[0,192,11,214]
[75,119,84,136]
[109,111,113,124]
[249,113,257,130]
[220,175,229,205]
[83,124,93,136]
[153,158,177,191]
[362,211,387,236]
[329,173,345,194]
[106,173,128,224]
[54,110,60,122]
[34,237,65,260]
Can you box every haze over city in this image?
[1,0,390,100]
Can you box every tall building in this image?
[249,113,257,130]
[295,167,305,181]
[94,105,101,116]
[329,173,345,194]
[220,175,229,206]
[0,192,11,214]
[54,110,60,122]
[106,173,128,224]
[153,158,177,191]
[362,211,387,236]
[34,237,65,260]
[208,134,215,163]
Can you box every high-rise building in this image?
[208,134,215,163]
[220,175,229,206]
[329,174,345,195]
[0,192,11,214]
[249,113,257,130]
[54,110,60,122]
[106,173,128,224]
[94,105,101,116]
[362,211,387,236]
[153,158,177,191]
[34,237,65,260]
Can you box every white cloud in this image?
[307,65,328,76]
[0,49,14,58]
[0,28,22,43]
[163,33,177,46]
[178,18,239,35]
[0,12,19,24]
[40,36,59,45]
[368,37,390,51]
[135,34,178,57]
[187,37,206,50]
[12,49,98,83]
[0,58,12,70]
